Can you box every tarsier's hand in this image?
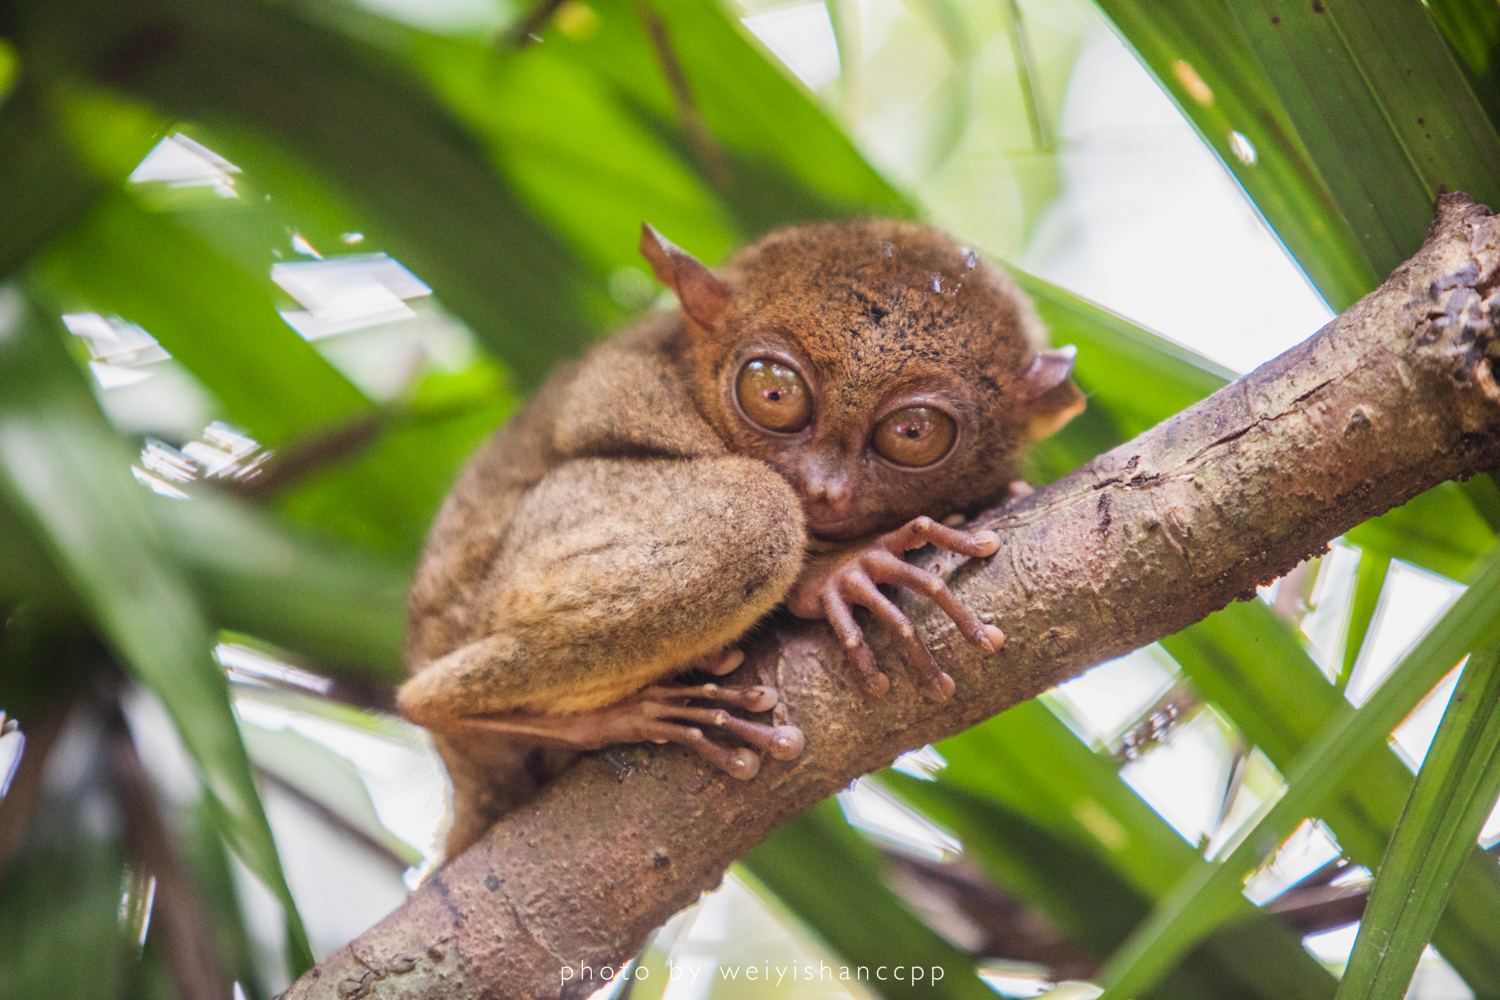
[786,515,1006,701]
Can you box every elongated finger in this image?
[843,572,955,701]
[846,637,889,696]
[640,719,758,776]
[717,718,805,760]
[642,683,778,713]
[887,516,1000,559]
[658,705,805,761]
[840,571,917,643]
[675,727,761,779]
[862,549,1005,653]
[821,584,865,651]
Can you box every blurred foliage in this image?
[2,0,1499,998]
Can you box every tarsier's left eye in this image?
[872,406,957,467]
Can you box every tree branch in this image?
[279,195,1500,1000]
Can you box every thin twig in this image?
[224,414,383,501]
[256,767,414,871]
[111,700,231,1000]
[505,0,569,50]
[633,0,732,190]
[0,704,66,873]
[1001,0,1052,152]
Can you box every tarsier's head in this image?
[641,219,1085,542]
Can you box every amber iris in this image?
[872,406,956,466]
[737,359,812,432]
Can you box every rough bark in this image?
[281,195,1500,1000]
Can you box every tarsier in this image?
[399,220,1086,857]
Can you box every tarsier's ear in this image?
[1021,345,1087,440]
[639,223,731,333]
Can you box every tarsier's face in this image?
[719,337,991,541]
[644,219,1084,543]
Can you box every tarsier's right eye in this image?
[737,358,812,433]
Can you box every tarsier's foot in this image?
[788,516,1005,701]
[442,673,805,781]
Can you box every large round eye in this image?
[872,406,957,467]
[737,359,812,432]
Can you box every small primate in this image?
[399,220,1085,856]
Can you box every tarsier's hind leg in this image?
[400,455,806,717]
[400,454,808,839]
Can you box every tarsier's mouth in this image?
[804,510,893,546]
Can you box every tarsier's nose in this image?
[802,461,852,508]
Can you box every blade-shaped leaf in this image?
[0,79,99,283]
[1162,599,1500,992]
[530,0,913,224]
[0,829,130,1000]
[1099,543,1500,1000]
[0,299,313,971]
[1093,0,1375,309]
[12,0,614,387]
[40,192,371,448]
[1222,0,1500,282]
[1007,267,1233,482]
[1341,550,1391,690]
[1425,0,1500,140]
[892,773,1335,1000]
[411,34,743,273]
[159,493,409,682]
[1337,645,1500,1000]
[743,800,996,1000]
[1011,268,1234,435]
[1347,481,1497,583]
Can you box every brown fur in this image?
[401,220,1081,857]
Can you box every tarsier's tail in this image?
[434,734,579,859]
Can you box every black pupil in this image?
[903,425,921,439]
[767,390,781,401]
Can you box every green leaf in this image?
[743,801,995,1000]
[1337,645,1500,1000]
[40,192,371,448]
[1093,0,1376,310]
[14,0,613,386]
[39,185,494,555]
[1222,0,1500,283]
[411,35,742,274]
[0,829,130,1000]
[1162,599,1500,992]
[1011,268,1234,435]
[1007,267,1233,482]
[0,487,68,606]
[1427,0,1500,98]
[536,0,913,224]
[0,299,313,971]
[1342,550,1391,690]
[275,385,515,558]
[159,493,409,682]
[1347,481,1496,583]
[1099,542,1500,1000]
[889,773,1335,999]
[0,80,100,282]
[919,702,1335,998]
